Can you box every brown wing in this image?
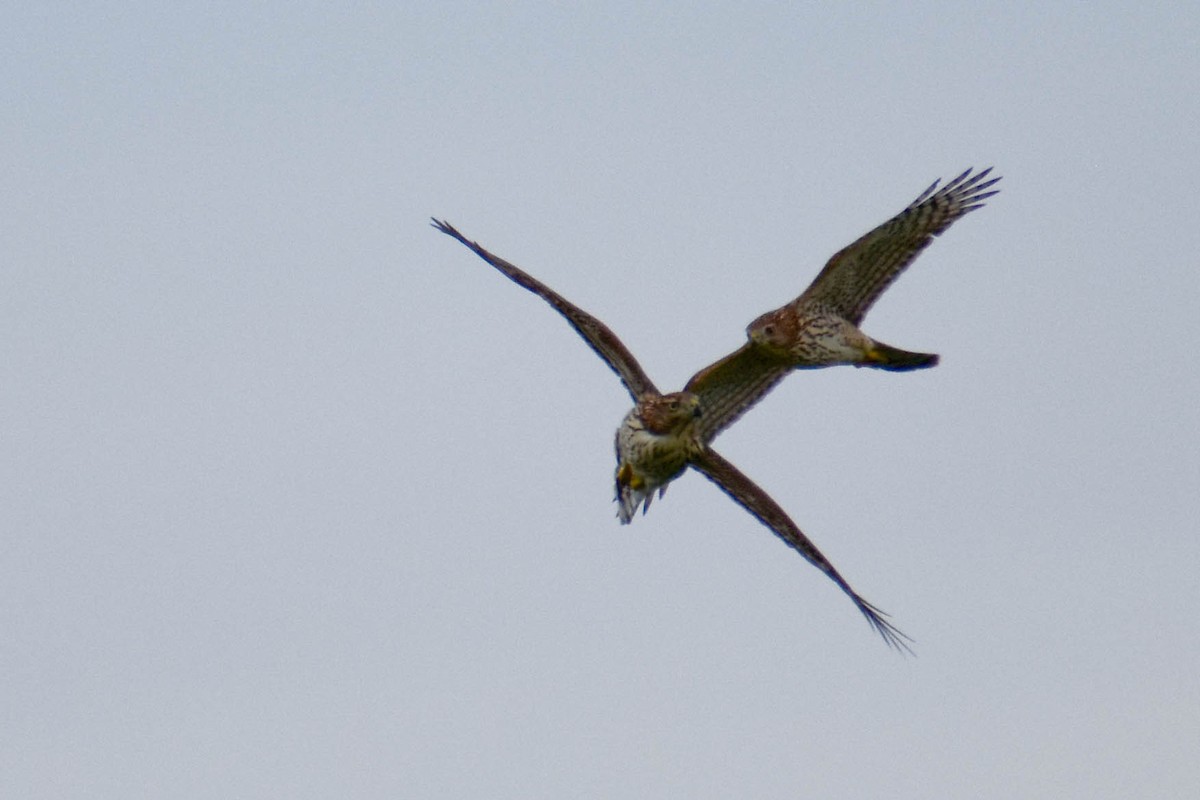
[799,168,1001,324]
[683,343,792,443]
[432,219,658,401]
[689,447,913,654]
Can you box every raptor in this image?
[431,168,999,652]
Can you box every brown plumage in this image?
[613,392,703,522]
[432,217,917,653]
[748,168,1000,369]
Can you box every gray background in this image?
[5,3,1198,798]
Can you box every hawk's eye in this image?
[668,400,679,411]
[763,325,775,336]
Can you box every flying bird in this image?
[747,168,1000,368]
[434,208,931,653]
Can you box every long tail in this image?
[864,340,939,372]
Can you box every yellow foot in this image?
[616,462,644,490]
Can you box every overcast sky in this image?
[4,3,1199,798]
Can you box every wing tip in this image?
[430,217,467,243]
[855,597,917,656]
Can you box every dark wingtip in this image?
[430,217,457,236]
[856,597,916,656]
[430,218,479,252]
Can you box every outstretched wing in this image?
[432,219,658,401]
[799,168,1001,324]
[689,447,913,654]
[683,343,792,443]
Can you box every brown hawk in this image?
[747,168,1000,368]
[433,176,1001,653]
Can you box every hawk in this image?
[747,168,1000,368]
[430,168,998,654]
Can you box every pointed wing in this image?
[432,219,658,401]
[683,343,792,443]
[799,168,1001,324]
[689,447,913,654]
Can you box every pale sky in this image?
[4,3,1199,798]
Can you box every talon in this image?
[617,462,644,490]
[617,463,633,486]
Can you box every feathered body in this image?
[614,392,702,522]
[430,169,1000,654]
[747,168,1000,370]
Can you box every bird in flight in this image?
[431,168,998,653]
[747,168,1000,369]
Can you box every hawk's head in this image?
[637,392,701,435]
[746,307,797,356]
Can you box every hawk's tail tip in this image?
[866,343,939,372]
